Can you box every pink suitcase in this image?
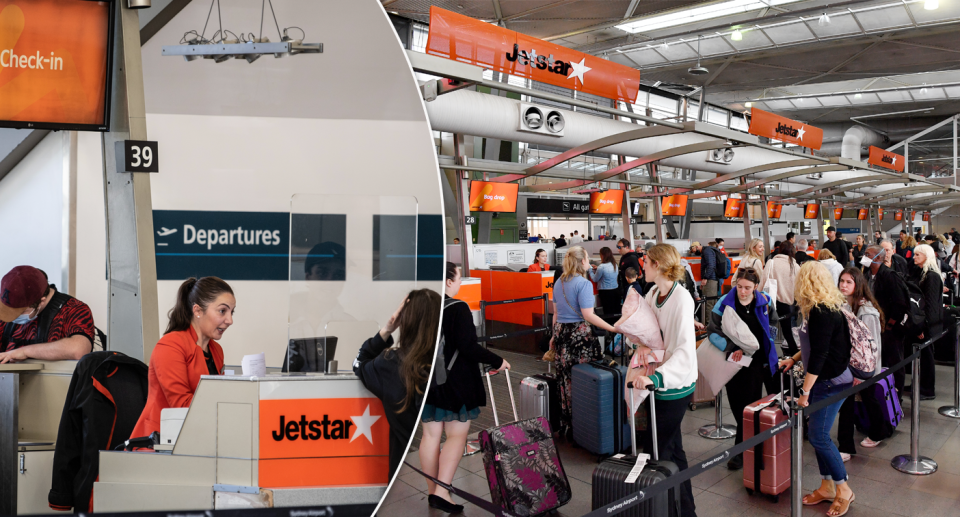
[743,391,790,502]
[689,338,715,411]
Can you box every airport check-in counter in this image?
[1,360,78,515]
[94,373,389,511]
[454,276,483,328]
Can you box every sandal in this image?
[840,452,851,463]
[827,494,855,517]
[803,488,837,505]
[861,437,881,448]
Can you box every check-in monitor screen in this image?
[858,209,868,220]
[469,181,519,212]
[724,198,745,218]
[767,202,783,219]
[589,190,624,214]
[804,204,820,219]
[661,195,687,216]
[0,0,113,130]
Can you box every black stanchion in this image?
[939,321,960,419]
[891,333,946,475]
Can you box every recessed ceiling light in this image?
[925,0,938,10]
[731,29,743,41]
[616,0,806,33]
[745,101,753,107]
[660,41,669,51]
[818,12,830,26]
[855,90,862,99]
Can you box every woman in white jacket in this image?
[836,267,887,460]
[735,238,765,281]
[818,249,845,285]
[628,243,698,517]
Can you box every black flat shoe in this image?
[428,495,464,514]
[727,454,743,471]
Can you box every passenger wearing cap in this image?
[0,266,95,364]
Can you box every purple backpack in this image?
[842,309,878,379]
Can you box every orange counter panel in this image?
[685,257,741,289]
[454,281,482,311]
[471,270,550,326]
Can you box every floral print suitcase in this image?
[479,371,571,516]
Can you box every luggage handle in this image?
[484,369,519,427]
[626,381,658,462]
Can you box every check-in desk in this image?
[685,256,742,292]
[469,269,552,354]
[454,276,483,328]
[0,360,78,515]
[94,373,389,511]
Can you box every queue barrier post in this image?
[891,341,938,475]
[698,392,736,440]
[938,321,960,419]
[790,392,803,517]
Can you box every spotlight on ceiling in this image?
[688,35,709,75]
[731,29,743,41]
[660,41,669,51]
[745,101,753,108]
[925,0,938,9]
[818,12,830,26]
[920,83,929,95]
[855,90,862,99]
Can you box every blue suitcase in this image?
[572,362,630,457]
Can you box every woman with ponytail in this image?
[131,277,235,439]
[354,288,441,483]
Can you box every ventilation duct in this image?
[840,125,885,161]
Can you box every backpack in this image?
[842,309,878,379]
[713,247,731,280]
[896,272,926,330]
[431,298,467,387]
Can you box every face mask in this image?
[11,311,37,325]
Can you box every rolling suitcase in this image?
[520,362,561,433]
[743,371,791,502]
[854,367,902,439]
[689,337,716,411]
[479,370,571,516]
[591,382,681,517]
[572,362,630,457]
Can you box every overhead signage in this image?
[766,202,783,219]
[464,215,477,225]
[868,146,905,172]
[469,181,519,212]
[834,208,844,220]
[748,108,823,150]
[724,198,745,218]
[0,0,113,130]
[526,198,589,214]
[120,140,159,173]
[911,210,917,221]
[425,7,641,103]
[661,195,688,216]
[804,204,820,220]
[894,210,903,221]
[858,209,868,221]
[923,212,931,222]
[878,208,884,219]
[589,190,624,214]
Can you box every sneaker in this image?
[861,437,881,448]
[428,495,464,514]
[840,452,851,463]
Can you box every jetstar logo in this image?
[775,122,806,142]
[748,108,823,150]
[271,404,380,443]
[868,146,905,172]
[882,155,896,165]
[505,45,591,85]
[260,398,388,460]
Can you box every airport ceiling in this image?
[385,0,960,126]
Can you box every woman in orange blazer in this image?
[130,277,235,438]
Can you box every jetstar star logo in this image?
[270,404,381,443]
[260,398,388,460]
[505,45,592,86]
[868,146,905,172]
[748,108,823,150]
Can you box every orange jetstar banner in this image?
[767,202,783,219]
[590,190,624,214]
[469,181,519,212]
[894,210,903,221]
[748,108,823,150]
[858,209,868,221]
[868,146,904,172]
[0,0,111,130]
[724,198,745,218]
[804,204,820,220]
[878,208,884,219]
[661,195,688,216]
[834,208,844,220]
[426,7,641,104]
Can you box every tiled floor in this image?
[381,349,960,517]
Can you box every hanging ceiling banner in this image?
[834,208,844,220]
[894,210,903,221]
[923,212,931,222]
[877,208,884,219]
[425,7,641,104]
[858,209,868,220]
[766,201,783,219]
[747,108,823,150]
[867,146,905,172]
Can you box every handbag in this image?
[696,341,742,397]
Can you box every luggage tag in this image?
[726,354,753,367]
[625,453,651,483]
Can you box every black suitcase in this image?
[533,368,561,433]
[591,382,680,517]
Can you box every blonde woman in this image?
[735,238,765,281]
[910,244,943,399]
[778,262,855,517]
[547,246,617,440]
[628,244,698,517]
[817,249,844,285]
[900,235,917,260]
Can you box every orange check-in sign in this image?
[426,7,641,103]
[858,209,868,220]
[868,146,904,172]
[878,208,885,219]
[834,208,844,220]
[661,195,688,216]
[470,181,518,212]
[0,0,110,128]
[895,210,903,221]
[767,202,783,219]
[590,190,624,214]
[804,204,821,219]
[748,109,823,150]
[259,397,389,459]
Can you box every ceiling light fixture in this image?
[660,41,669,51]
[616,0,805,34]
[855,90,862,99]
[925,0,938,9]
[688,35,709,75]
[818,12,830,26]
[920,83,928,94]
[731,29,743,41]
[745,101,753,107]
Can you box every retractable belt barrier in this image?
[410,320,954,517]
[478,294,550,343]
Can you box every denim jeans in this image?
[808,379,851,483]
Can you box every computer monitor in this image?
[282,337,338,373]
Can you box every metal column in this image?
[102,0,159,362]
[649,162,665,242]
[741,179,752,246]
[453,133,472,277]
[618,155,634,249]
[760,194,771,251]
[817,206,825,248]
[0,373,19,515]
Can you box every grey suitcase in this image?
[520,362,560,432]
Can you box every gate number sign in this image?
[120,140,159,173]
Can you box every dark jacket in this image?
[701,246,719,280]
[871,264,908,328]
[910,265,944,338]
[891,253,909,277]
[707,291,779,376]
[824,238,849,265]
[426,296,504,412]
[795,251,813,265]
[555,238,567,248]
[618,251,642,291]
[353,331,426,480]
[804,305,852,380]
[49,352,148,513]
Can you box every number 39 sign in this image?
[120,140,159,173]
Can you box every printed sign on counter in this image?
[748,108,824,150]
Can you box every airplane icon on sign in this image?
[156,227,177,237]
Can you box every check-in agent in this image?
[130,277,232,438]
